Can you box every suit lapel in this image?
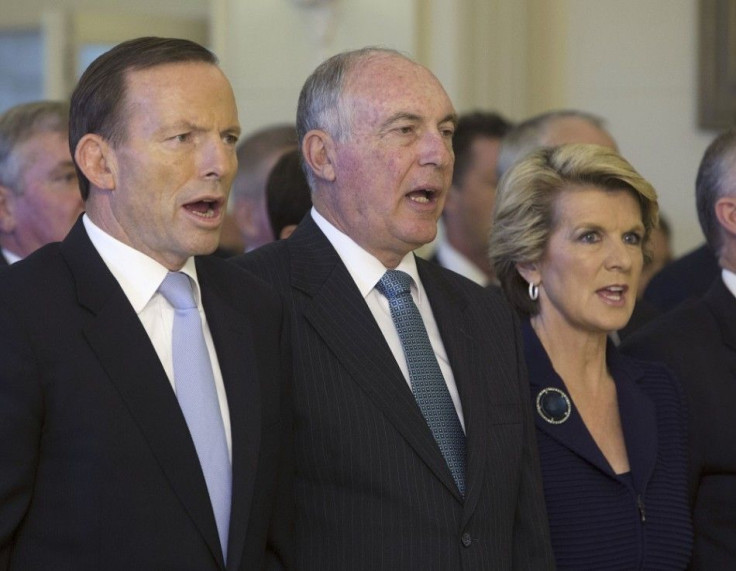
[197,258,260,571]
[611,357,657,493]
[289,217,462,500]
[60,220,224,567]
[523,321,617,476]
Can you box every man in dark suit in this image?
[0,101,83,266]
[233,47,553,570]
[622,129,736,569]
[0,37,290,570]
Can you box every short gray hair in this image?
[296,46,407,188]
[0,100,69,193]
[696,129,736,256]
[496,109,610,182]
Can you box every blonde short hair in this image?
[489,143,658,315]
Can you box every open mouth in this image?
[184,199,221,219]
[407,189,437,204]
[598,285,626,303]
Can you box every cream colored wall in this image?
[524,0,715,254]
[217,0,416,136]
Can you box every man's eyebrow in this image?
[379,112,422,131]
[441,113,458,127]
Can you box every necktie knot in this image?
[376,269,413,300]
[159,272,196,310]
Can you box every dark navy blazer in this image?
[523,321,692,570]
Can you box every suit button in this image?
[461,532,472,547]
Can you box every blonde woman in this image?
[489,144,692,569]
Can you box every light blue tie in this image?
[158,271,231,560]
[376,270,466,496]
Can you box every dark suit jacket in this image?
[524,322,692,568]
[0,219,291,571]
[622,277,736,570]
[232,214,554,570]
[643,243,719,312]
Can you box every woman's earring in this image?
[528,282,539,301]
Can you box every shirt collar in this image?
[721,268,736,299]
[311,207,424,302]
[434,238,489,286]
[83,214,200,313]
[1,247,22,265]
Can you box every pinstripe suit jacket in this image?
[232,214,554,570]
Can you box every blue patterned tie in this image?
[376,269,466,496]
[158,272,231,560]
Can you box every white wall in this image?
[220,0,415,136]
[526,0,716,254]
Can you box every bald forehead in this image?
[344,53,443,97]
[542,117,617,150]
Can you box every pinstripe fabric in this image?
[524,322,692,569]
[232,215,554,570]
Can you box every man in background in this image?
[265,148,312,240]
[231,124,297,251]
[432,111,512,285]
[496,109,617,181]
[622,129,736,569]
[0,101,83,265]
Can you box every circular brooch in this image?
[536,387,571,424]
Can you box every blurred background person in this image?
[496,109,617,181]
[643,240,719,312]
[637,212,673,298]
[622,129,736,569]
[489,144,692,569]
[0,100,83,266]
[265,147,312,240]
[430,110,512,285]
[231,123,297,251]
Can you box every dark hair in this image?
[266,148,312,238]
[696,129,736,255]
[451,111,512,186]
[69,36,217,200]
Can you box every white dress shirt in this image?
[312,208,465,430]
[434,238,490,287]
[721,268,736,299]
[83,214,232,457]
[1,247,22,265]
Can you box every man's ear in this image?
[302,129,336,182]
[715,196,736,236]
[515,261,540,286]
[74,134,116,191]
[0,185,16,233]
